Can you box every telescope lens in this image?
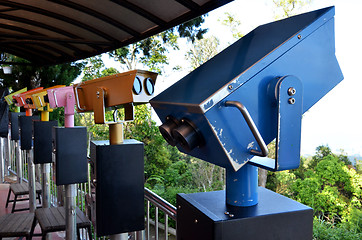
[133,77,142,95]
[172,119,202,152]
[159,116,178,146]
[144,78,155,95]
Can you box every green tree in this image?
[219,12,244,39]
[82,55,106,81]
[0,54,83,90]
[273,0,312,19]
[291,153,361,225]
[185,36,220,70]
[109,17,207,74]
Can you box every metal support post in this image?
[57,185,64,206]
[65,184,77,240]
[4,136,10,177]
[109,122,128,240]
[28,149,37,212]
[0,138,4,183]
[226,164,258,207]
[15,140,22,183]
[42,163,51,208]
[64,104,77,240]
[35,164,41,183]
[135,231,144,240]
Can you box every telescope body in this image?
[4,88,26,106]
[151,6,343,172]
[74,70,157,123]
[13,87,43,108]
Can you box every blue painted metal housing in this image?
[151,6,343,174]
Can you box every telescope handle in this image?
[74,85,86,111]
[224,100,268,157]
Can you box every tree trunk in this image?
[258,168,268,187]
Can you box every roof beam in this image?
[111,0,166,26]
[49,0,141,38]
[175,0,200,11]
[0,23,101,53]
[0,0,120,43]
[0,33,112,46]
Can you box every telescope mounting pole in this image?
[64,93,77,240]
[14,107,22,184]
[23,108,37,214]
[109,122,128,240]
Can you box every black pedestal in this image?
[53,127,88,185]
[10,112,25,141]
[33,120,58,164]
[177,187,313,240]
[90,139,144,236]
[19,116,39,150]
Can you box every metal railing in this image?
[145,188,177,240]
[4,137,178,240]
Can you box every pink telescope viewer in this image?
[47,86,75,128]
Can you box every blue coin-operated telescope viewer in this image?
[151,6,343,240]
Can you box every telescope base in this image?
[176,187,313,240]
[90,139,145,236]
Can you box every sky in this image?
[104,0,362,156]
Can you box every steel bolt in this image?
[228,85,233,90]
[288,87,296,96]
[298,34,302,39]
[288,98,295,104]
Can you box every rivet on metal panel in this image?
[288,87,296,96]
[297,34,302,39]
[228,85,233,90]
[288,98,295,104]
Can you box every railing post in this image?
[165,215,168,240]
[155,207,159,240]
[147,201,150,240]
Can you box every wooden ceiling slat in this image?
[110,0,167,26]
[49,0,141,38]
[0,0,233,66]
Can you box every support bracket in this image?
[250,75,303,171]
[94,87,134,124]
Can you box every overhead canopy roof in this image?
[0,0,232,66]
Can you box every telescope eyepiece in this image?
[172,118,203,152]
[159,116,179,146]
